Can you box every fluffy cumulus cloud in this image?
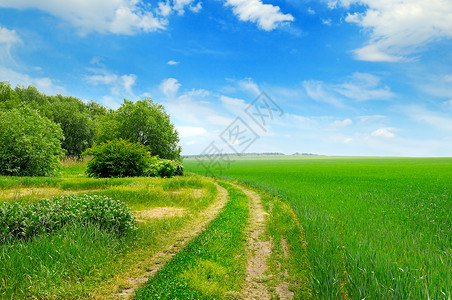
[160,78,182,97]
[331,0,452,62]
[225,0,294,31]
[371,127,396,138]
[0,0,201,35]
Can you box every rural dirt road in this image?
[113,182,294,299]
[113,183,228,299]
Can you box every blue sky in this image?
[1,0,452,156]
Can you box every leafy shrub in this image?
[0,194,136,242]
[83,139,152,178]
[0,107,65,176]
[147,158,183,178]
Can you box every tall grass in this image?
[1,222,131,299]
[186,157,452,299]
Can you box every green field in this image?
[185,157,452,299]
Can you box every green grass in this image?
[186,157,452,299]
[134,182,249,299]
[0,161,218,299]
[0,222,130,299]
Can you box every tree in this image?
[0,107,65,176]
[0,81,19,108]
[97,98,181,160]
[46,95,95,157]
[9,85,99,157]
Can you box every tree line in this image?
[0,82,181,176]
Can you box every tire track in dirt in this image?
[234,184,293,300]
[112,183,229,299]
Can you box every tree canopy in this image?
[97,98,181,160]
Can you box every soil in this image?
[134,207,186,221]
[234,184,294,300]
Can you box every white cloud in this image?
[371,127,396,138]
[158,1,172,17]
[0,26,20,45]
[419,74,452,99]
[0,0,169,35]
[86,73,118,85]
[0,66,64,95]
[167,60,179,65]
[157,0,202,17]
[0,26,21,63]
[160,78,182,97]
[161,79,234,128]
[121,74,136,94]
[307,8,316,15]
[85,68,137,99]
[358,115,386,124]
[220,95,246,108]
[402,105,452,132]
[176,126,207,138]
[330,118,352,128]
[322,18,332,26]
[189,2,202,13]
[303,80,344,107]
[335,0,452,62]
[238,78,260,95]
[225,0,294,31]
[334,72,394,101]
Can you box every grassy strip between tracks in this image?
[134,182,249,299]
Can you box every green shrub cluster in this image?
[0,194,136,242]
[148,156,184,178]
[0,107,65,176]
[83,139,183,178]
[83,139,152,178]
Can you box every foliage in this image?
[83,139,152,178]
[97,98,181,160]
[148,157,182,178]
[0,107,65,176]
[1,83,103,157]
[45,95,96,157]
[0,81,19,106]
[0,194,136,242]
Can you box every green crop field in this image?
[185,157,452,299]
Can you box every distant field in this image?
[185,157,452,299]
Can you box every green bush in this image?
[0,194,136,242]
[0,107,65,176]
[83,139,152,178]
[147,158,183,178]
